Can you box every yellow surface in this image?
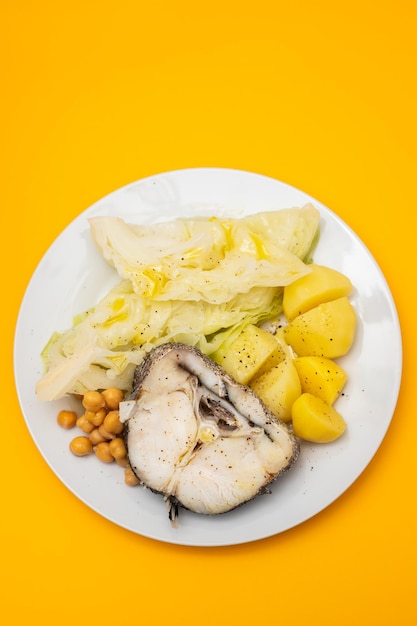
[2,1,416,624]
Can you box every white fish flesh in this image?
[119,343,299,521]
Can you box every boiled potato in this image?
[283,264,353,321]
[284,297,356,358]
[212,324,286,384]
[250,359,301,422]
[293,355,347,404]
[291,393,346,442]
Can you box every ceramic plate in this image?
[14,168,402,546]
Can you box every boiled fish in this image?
[119,343,299,521]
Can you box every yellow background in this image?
[2,1,416,624]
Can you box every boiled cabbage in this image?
[36,280,283,400]
[36,205,320,401]
[89,204,320,303]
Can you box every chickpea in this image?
[109,437,127,460]
[76,415,95,434]
[102,387,124,410]
[124,466,140,486]
[70,436,93,457]
[89,428,107,445]
[57,410,77,429]
[94,441,114,463]
[82,390,105,413]
[98,424,115,440]
[84,407,106,427]
[115,456,130,468]
[103,410,124,435]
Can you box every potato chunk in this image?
[293,355,347,404]
[283,297,356,358]
[291,393,347,442]
[250,359,302,422]
[283,264,353,321]
[212,324,286,385]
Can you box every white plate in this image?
[14,168,402,546]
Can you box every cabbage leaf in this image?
[36,205,320,401]
[88,204,320,303]
[36,280,283,400]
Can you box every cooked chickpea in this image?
[89,428,107,445]
[61,391,131,477]
[94,441,114,463]
[98,424,115,440]
[102,387,124,410]
[82,390,105,413]
[109,437,127,460]
[57,410,77,429]
[84,407,106,427]
[76,415,95,434]
[115,456,129,468]
[124,466,140,486]
[103,410,124,435]
[70,436,93,456]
